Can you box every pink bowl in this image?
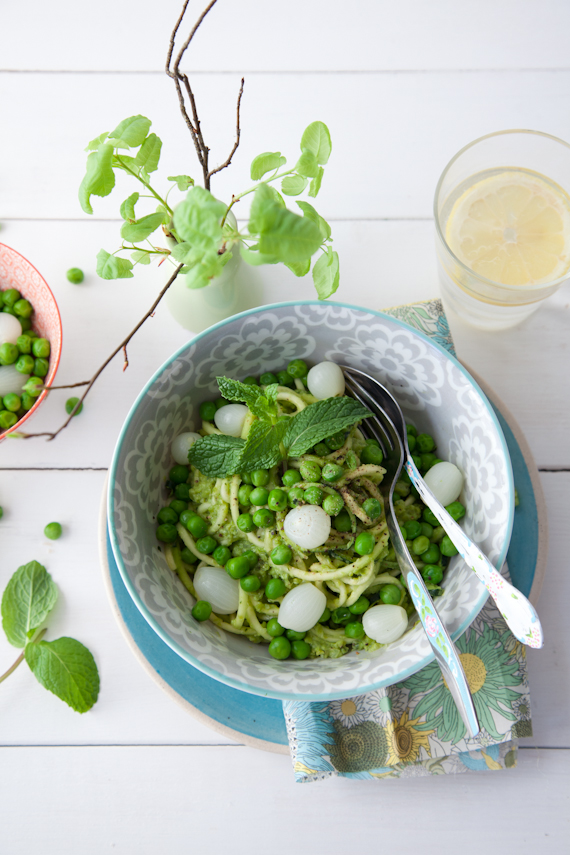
[0,243,62,440]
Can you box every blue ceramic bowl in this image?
[107,301,514,701]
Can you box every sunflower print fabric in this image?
[282,301,532,783]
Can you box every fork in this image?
[343,365,543,651]
[341,368,480,738]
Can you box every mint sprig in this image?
[0,562,100,713]
[284,398,370,456]
[216,376,279,421]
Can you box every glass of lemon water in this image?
[434,129,570,330]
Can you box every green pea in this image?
[276,370,295,387]
[412,454,423,470]
[406,424,417,437]
[0,343,19,365]
[407,434,417,452]
[291,640,311,659]
[321,463,344,483]
[65,397,83,416]
[32,338,50,358]
[416,433,436,453]
[2,393,21,413]
[174,483,191,501]
[66,267,84,284]
[2,289,20,307]
[13,299,32,319]
[16,334,32,354]
[249,487,269,506]
[265,578,286,599]
[288,487,305,507]
[319,607,331,623]
[179,509,194,528]
[44,522,62,540]
[238,484,253,506]
[0,507,3,519]
[282,469,301,487]
[440,535,458,557]
[287,359,308,378]
[268,489,287,511]
[362,497,382,520]
[270,545,292,565]
[379,584,401,605]
[185,514,208,538]
[445,501,466,521]
[260,372,278,385]
[241,550,258,569]
[180,547,197,564]
[423,507,439,527]
[421,544,441,564]
[313,442,330,457]
[21,393,35,411]
[240,575,261,592]
[213,545,232,566]
[0,411,17,429]
[420,522,434,539]
[421,453,438,471]
[412,535,430,555]
[196,536,217,554]
[237,513,254,533]
[331,607,352,625]
[333,510,352,532]
[2,306,16,316]
[405,519,422,539]
[266,618,285,637]
[242,375,258,386]
[156,523,178,543]
[303,486,324,505]
[199,401,217,421]
[252,508,274,528]
[192,600,212,621]
[225,556,250,579]
[241,472,253,484]
[348,596,370,615]
[157,506,178,525]
[422,564,444,585]
[323,493,344,516]
[34,357,49,378]
[268,636,291,660]
[345,621,365,639]
[215,398,228,409]
[361,444,384,465]
[354,531,375,555]
[251,469,269,487]
[19,318,32,331]
[324,431,346,451]
[300,460,321,482]
[169,465,189,485]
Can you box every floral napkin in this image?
[282,299,533,782]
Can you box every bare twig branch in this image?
[208,77,245,181]
[17,265,183,442]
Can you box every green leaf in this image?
[308,167,324,198]
[168,175,195,191]
[188,434,245,478]
[285,259,311,277]
[78,144,115,215]
[296,200,331,240]
[96,249,134,280]
[183,248,232,289]
[312,250,340,299]
[172,187,226,252]
[1,561,58,648]
[284,397,371,457]
[120,192,139,221]
[216,376,277,421]
[295,151,320,178]
[107,115,151,148]
[250,152,286,180]
[281,175,308,196]
[258,207,322,263]
[301,121,332,165]
[131,250,151,265]
[156,204,171,225]
[25,637,100,713]
[120,212,165,242]
[248,183,279,235]
[135,133,162,173]
[85,132,109,152]
[240,245,280,266]
[239,419,288,472]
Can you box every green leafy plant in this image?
[0,561,99,713]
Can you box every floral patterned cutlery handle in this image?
[405,458,543,650]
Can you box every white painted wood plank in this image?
[3,70,570,220]
[4,0,570,72]
[2,746,568,854]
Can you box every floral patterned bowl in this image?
[0,243,62,440]
[107,301,514,702]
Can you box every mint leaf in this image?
[1,561,58,648]
[25,637,99,713]
[188,434,244,478]
[107,115,151,148]
[168,175,194,190]
[239,419,288,472]
[135,133,162,173]
[301,121,332,165]
[281,175,308,196]
[295,151,320,179]
[250,152,286,180]
[284,398,371,456]
[313,249,340,299]
[96,250,134,280]
[120,212,165,242]
[308,167,324,198]
[120,192,139,221]
[216,376,277,421]
[78,144,115,215]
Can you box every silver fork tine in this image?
[344,376,391,455]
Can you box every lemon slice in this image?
[446,169,570,286]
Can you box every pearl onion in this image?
[171,431,200,465]
[193,565,239,615]
[0,366,30,397]
[423,461,464,506]
[214,403,249,437]
[307,361,345,399]
[278,583,327,633]
[0,313,22,345]
[363,605,408,644]
[283,505,331,549]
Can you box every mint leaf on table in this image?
[1,561,58,648]
[188,434,245,478]
[25,637,100,713]
[216,377,278,421]
[284,398,371,457]
[239,419,288,472]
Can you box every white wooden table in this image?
[1,1,569,850]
